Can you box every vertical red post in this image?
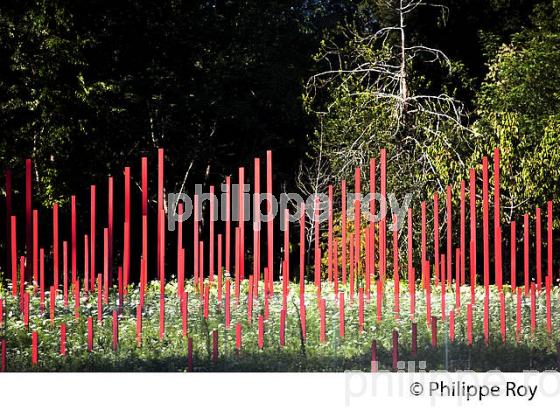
[71,195,77,287]
[33,210,38,292]
[421,201,426,287]
[124,167,130,292]
[235,322,242,353]
[328,185,333,283]
[434,193,439,286]
[209,186,215,282]
[253,158,261,294]
[26,159,32,281]
[225,176,231,277]
[63,241,68,306]
[84,235,89,293]
[314,196,320,290]
[157,149,165,292]
[212,330,219,362]
[258,314,264,349]
[194,194,199,286]
[354,168,361,282]
[103,228,109,304]
[341,180,347,285]
[87,316,93,352]
[547,201,553,284]
[266,151,273,286]
[494,148,502,291]
[369,158,376,292]
[339,292,345,338]
[446,186,452,288]
[460,180,466,285]
[392,330,398,369]
[217,234,223,302]
[536,207,542,291]
[482,157,489,290]
[90,185,96,292]
[112,310,118,351]
[60,324,67,356]
[371,340,377,373]
[524,214,529,295]
[393,214,399,317]
[5,170,12,282]
[238,167,245,280]
[39,248,45,311]
[31,331,38,366]
[141,157,148,284]
[380,149,387,283]
[431,316,437,347]
[108,176,114,287]
[511,222,516,290]
[53,206,59,291]
[469,168,476,298]
[299,202,305,298]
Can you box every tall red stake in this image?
[53,205,59,291]
[494,149,502,290]
[90,185,96,292]
[341,180,347,285]
[469,169,476,297]
[511,222,516,290]
[482,157,489,289]
[460,179,466,284]
[266,151,273,286]
[524,213,529,295]
[26,159,32,281]
[536,207,542,291]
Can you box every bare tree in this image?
[305,0,474,197]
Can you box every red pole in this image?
[60,324,66,356]
[536,207,542,291]
[157,149,164,290]
[354,168,361,281]
[90,185,96,292]
[84,235,89,293]
[210,186,215,283]
[141,157,148,283]
[71,196,76,288]
[217,234,223,302]
[446,185,452,288]
[342,179,347,285]
[460,179,466,285]
[10,220,17,296]
[87,316,93,352]
[392,330,399,369]
[253,158,261,294]
[421,201,426,287]
[328,185,333,283]
[339,292,345,338]
[225,176,231,277]
[511,221,516,290]
[33,210,38,292]
[5,170,12,281]
[434,193,439,286]
[393,214,399,317]
[369,158,376,292]
[547,201,553,284]
[26,159,32,282]
[380,149,387,283]
[39,248,45,311]
[103,228,109,304]
[238,167,245,280]
[258,314,264,349]
[524,213,529,295]
[108,176,114,287]
[124,167,130,292]
[314,196,320,290]
[482,157,489,290]
[469,168,476,298]
[63,241,68,306]
[53,206,59,291]
[358,287,364,332]
[31,331,38,366]
[319,298,326,343]
[299,202,305,298]
[284,209,290,288]
[494,148,502,291]
[266,150,273,287]
[177,203,184,296]
[194,194,199,286]
[112,310,118,351]
[407,208,413,297]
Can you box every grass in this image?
[1,277,559,372]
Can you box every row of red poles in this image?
[0,147,559,369]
